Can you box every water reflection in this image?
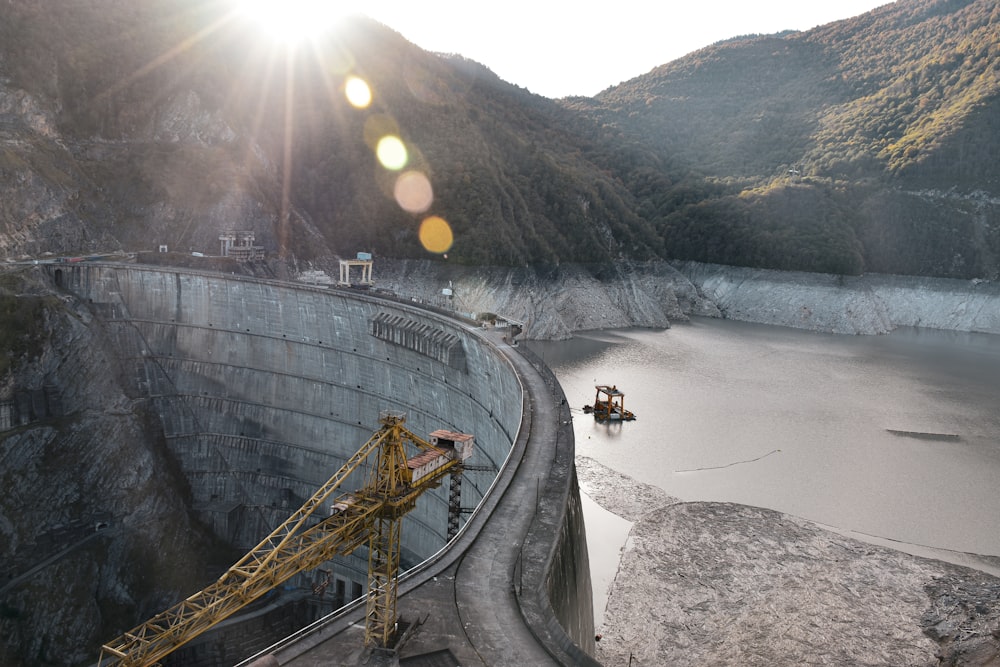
[531,318,1000,557]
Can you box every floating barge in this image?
[583,384,636,422]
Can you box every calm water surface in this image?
[530,318,1000,557]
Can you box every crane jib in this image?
[98,412,474,667]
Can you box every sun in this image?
[232,0,358,44]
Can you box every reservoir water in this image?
[530,318,1000,559]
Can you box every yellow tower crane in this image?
[98,412,474,666]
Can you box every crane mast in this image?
[98,412,473,666]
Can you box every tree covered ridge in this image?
[0,0,997,279]
[807,0,1000,181]
[569,0,1000,278]
[588,0,999,183]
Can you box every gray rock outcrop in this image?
[340,257,1000,340]
[0,266,226,666]
[577,457,1000,667]
[674,261,1000,336]
[355,258,720,340]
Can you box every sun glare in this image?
[233,0,355,43]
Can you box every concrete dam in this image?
[52,263,598,667]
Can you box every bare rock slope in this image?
[674,261,1000,336]
[0,266,226,666]
[330,258,1000,340]
[366,259,720,340]
[577,457,1000,667]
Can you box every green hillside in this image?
[0,0,997,278]
[568,0,1000,278]
[0,0,661,266]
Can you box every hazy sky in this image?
[358,1,892,98]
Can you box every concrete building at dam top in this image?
[48,262,598,667]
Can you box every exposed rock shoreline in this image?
[577,457,1000,667]
[341,258,1000,340]
[674,261,1000,336]
[358,258,718,340]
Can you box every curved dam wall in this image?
[53,263,520,583]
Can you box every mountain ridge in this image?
[0,0,997,277]
[565,0,1000,278]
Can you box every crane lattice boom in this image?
[99,412,473,666]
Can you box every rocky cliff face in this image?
[0,266,227,666]
[317,257,1000,340]
[673,261,1000,336]
[0,55,330,263]
[349,259,721,340]
[0,86,119,258]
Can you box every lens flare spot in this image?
[344,76,371,109]
[419,216,454,254]
[377,135,408,171]
[394,171,433,214]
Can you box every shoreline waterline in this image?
[534,318,1000,624]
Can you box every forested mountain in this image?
[0,0,660,268]
[568,0,1000,278]
[0,0,997,279]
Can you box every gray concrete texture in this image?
[262,324,599,667]
[54,263,597,666]
[57,264,519,575]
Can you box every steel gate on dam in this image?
[52,263,599,667]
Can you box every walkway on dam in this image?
[256,327,592,666]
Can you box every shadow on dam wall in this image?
[51,263,597,666]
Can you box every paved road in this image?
[447,335,562,665]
